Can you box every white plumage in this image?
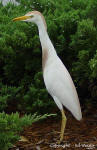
[13,11,82,143]
[43,56,82,120]
[37,14,82,120]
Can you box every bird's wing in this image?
[43,56,82,120]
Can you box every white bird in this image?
[13,11,82,143]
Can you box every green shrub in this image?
[0,77,55,114]
[0,84,22,112]
[23,83,55,113]
[0,112,56,150]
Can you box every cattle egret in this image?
[13,11,82,143]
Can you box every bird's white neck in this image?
[37,20,56,56]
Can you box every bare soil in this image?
[10,106,97,150]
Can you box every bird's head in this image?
[13,11,47,30]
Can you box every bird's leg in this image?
[59,109,67,143]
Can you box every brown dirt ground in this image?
[10,106,97,150]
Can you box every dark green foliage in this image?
[23,84,54,113]
[0,0,97,114]
[0,83,22,112]
[22,72,54,113]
